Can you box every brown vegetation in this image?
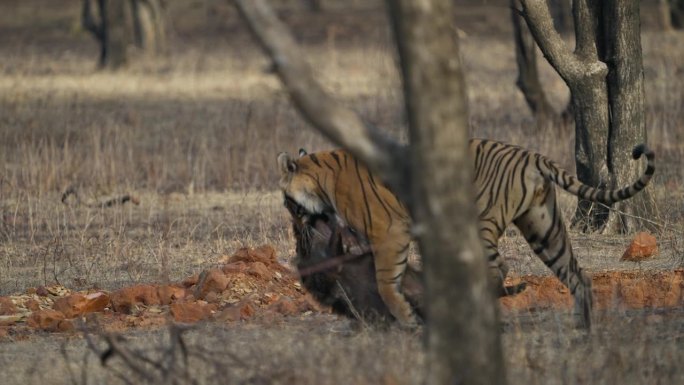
[0,1,683,384]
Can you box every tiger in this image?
[277,139,655,328]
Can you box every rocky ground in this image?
[0,245,323,340]
[0,232,680,342]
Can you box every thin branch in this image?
[335,280,369,328]
[233,0,408,197]
[101,334,158,382]
[296,250,371,277]
[518,0,589,83]
[572,0,601,59]
[510,0,557,124]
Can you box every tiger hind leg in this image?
[482,232,527,297]
[373,241,419,328]
[514,188,593,329]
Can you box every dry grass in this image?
[1,310,682,385]
[1,0,683,384]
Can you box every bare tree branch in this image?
[233,0,408,196]
[510,0,558,129]
[518,0,591,83]
[572,0,602,59]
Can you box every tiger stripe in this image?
[277,139,655,328]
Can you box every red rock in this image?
[204,292,220,303]
[0,297,17,315]
[27,309,66,331]
[215,306,242,322]
[240,303,255,319]
[0,327,8,339]
[53,292,110,318]
[57,319,75,332]
[36,286,49,296]
[215,302,254,322]
[25,299,41,312]
[229,245,276,265]
[170,302,215,323]
[269,297,298,316]
[253,245,277,261]
[194,269,229,299]
[110,285,160,314]
[621,232,658,262]
[158,285,186,305]
[182,274,199,288]
[222,261,247,275]
[246,262,273,280]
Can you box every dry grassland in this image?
[1,0,683,384]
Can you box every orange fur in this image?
[278,139,655,328]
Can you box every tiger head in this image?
[277,148,331,216]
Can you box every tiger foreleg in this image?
[374,244,419,328]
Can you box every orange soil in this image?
[501,270,684,312]
[1,245,682,341]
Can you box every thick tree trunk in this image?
[671,0,684,29]
[82,0,166,69]
[102,0,130,69]
[549,0,573,34]
[235,0,506,383]
[388,1,506,384]
[569,0,612,231]
[130,0,167,53]
[569,78,612,231]
[601,0,656,233]
[659,0,674,31]
[521,0,654,234]
[510,0,558,131]
[303,0,323,12]
[82,0,130,69]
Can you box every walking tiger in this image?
[277,139,655,328]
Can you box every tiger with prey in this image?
[277,140,655,328]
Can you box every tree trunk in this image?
[130,0,167,53]
[569,78,612,231]
[101,0,130,69]
[520,0,655,234]
[234,0,506,383]
[82,0,166,69]
[510,0,558,131]
[671,0,684,29]
[389,1,506,384]
[549,0,573,34]
[601,0,656,233]
[303,0,323,12]
[569,0,612,231]
[659,0,674,31]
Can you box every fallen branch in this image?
[61,186,140,208]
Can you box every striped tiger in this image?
[277,139,655,328]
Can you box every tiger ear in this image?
[277,152,297,174]
[298,148,308,157]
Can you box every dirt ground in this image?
[1,0,683,384]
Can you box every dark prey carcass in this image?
[285,197,424,324]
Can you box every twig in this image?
[335,280,369,329]
[296,250,372,277]
[232,0,409,200]
[596,202,664,229]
